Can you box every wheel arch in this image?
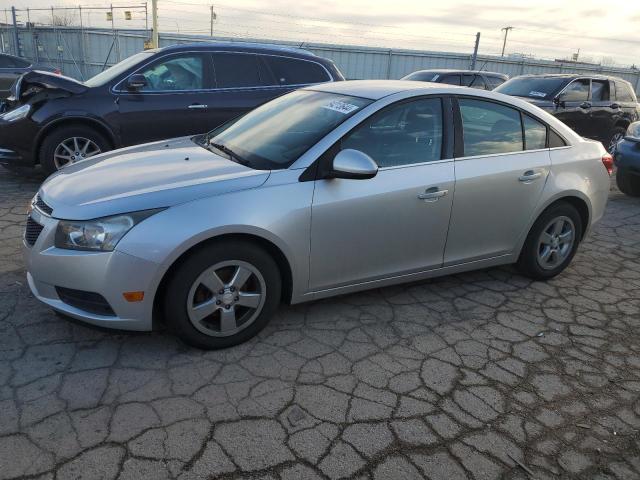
[33,117,117,164]
[152,232,294,327]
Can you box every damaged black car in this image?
[0,42,343,174]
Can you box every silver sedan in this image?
[24,80,611,349]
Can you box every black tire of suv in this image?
[164,240,282,350]
[517,202,583,281]
[616,169,640,197]
[39,125,111,176]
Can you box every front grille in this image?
[25,217,44,246]
[56,287,116,316]
[35,195,53,215]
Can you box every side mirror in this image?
[126,74,147,90]
[553,95,563,108]
[330,149,378,180]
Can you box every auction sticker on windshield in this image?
[322,100,360,114]
[529,91,547,98]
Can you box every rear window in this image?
[213,53,262,88]
[485,76,506,89]
[439,74,461,86]
[402,71,439,82]
[261,56,330,86]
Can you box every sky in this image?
[8,0,640,66]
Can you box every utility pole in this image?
[151,0,158,48]
[10,6,21,57]
[501,26,513,57]
[210,5,215,37]
[470,32,480,70]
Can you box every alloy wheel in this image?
[186,260,266,337]
[536,216,575,270]
[608,132,624,154]
[53,136,102,169]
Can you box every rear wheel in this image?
[607,126,626,154]
[616,169,640,197]
[39,125,110,175]
[164,240,281,349]
[517,202,583,280]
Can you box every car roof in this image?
[410,69,508,78]
[306,79,468,100]
[515,73,628,82]
[157,41,318,59]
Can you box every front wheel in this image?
[517,202,583,280]
[39,125,110,175]
[164,240,282,349]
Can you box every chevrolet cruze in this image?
[24,81,611,349]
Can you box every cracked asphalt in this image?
[1,165,640,480]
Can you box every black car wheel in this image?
[517,202,583,280]
[616,169,640,197]
[40,125,110,175]
[164,240,282,350]
[607,127,626,154]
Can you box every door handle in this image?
[579,101,591,110]
[518,171,542,183]
[418,187,448,202]
[610,103,620,109]
[188,104,208,109]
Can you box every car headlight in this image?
[55,209,163,251]
[0,104,30,123]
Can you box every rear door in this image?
[444,97,551,265]
[589,79,616,143]
[116,52,214,145]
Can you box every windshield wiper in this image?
[209,142,249,166]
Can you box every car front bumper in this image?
[0,117,39,166]
[614,138,640,176]
[23,207,160,331]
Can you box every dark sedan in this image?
[614,121,640,196]
[402,69,508,90]
[0,52,60,99]
[0,42,344,174]
[496,74,640,153]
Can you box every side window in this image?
[549,130,567,148]
[615,81,636,103]
[213,53,261,88]
[439,74,461,86]
[469,75,487,90]
[263,56,330,85]
[523,114,547,150]
[591,80,610,102]
[139,55,204,91]
[561,79,589,102]
[459,98,523,156]
[485,76,505,90]
[341,98,444,168]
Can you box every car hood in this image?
[10,70,87,101]
[39,137,270,220]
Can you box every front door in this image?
[444,97,551,265]
[116,52,214,146]
[553,78,592,138]
[309,97,454,291]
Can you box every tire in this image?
[616,169,640,197]
[606,126,626,154]
[517,202,583,280]
[39,124,111,175]
[164,240,282,349]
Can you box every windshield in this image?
[84,51,155,87]
[495,77,570,99]
[202,90,373,170]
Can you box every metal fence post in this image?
[470,32,480,70]
[11,6,21,56]
[386,49,393,79]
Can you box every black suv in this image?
[0,42,343,174]
[402,69,508,90]
[495,74,640,152]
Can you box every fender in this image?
[33,114,119,157]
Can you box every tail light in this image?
[601,153,614,176]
